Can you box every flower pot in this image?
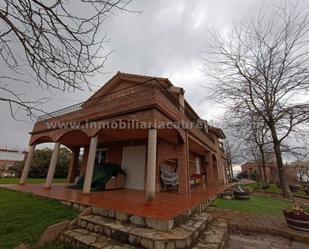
[283,210,309,232]
[221,191,234,200]
[233,190,250,200]
[289,184,300,192]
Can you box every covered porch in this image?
[20,120,225,202]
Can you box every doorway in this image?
[122,145,146,190]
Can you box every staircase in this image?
[59,205,228,249]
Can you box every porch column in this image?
[83,136,98,194]
[19,145,36,185]
[177,131,189,196]
[146,128,157,202]
[67,147,80,183]
[44,142,61,189]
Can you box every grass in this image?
[243,181,309,199]
[0,177,66,184]
[244,182,281,193]
[0,188,78,249]
[213,195,292,216]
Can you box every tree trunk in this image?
[257,162,264,186]
[260,146,268,187]
[228,154,233,179]
[269,122,293,199]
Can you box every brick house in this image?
[0,148,27,177]
[241,161,297,184]
[20,72,228,201]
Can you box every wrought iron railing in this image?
[37,82,151,122]
[37,102,83,121]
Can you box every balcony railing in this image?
[37,78,200,123]
[37,102,83,121]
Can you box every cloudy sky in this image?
[0,0,305,150]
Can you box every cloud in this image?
[1,0,307,149]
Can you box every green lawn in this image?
[0,177,66,184]
[245,182,280,193]
[213,195,292,216]
[244,181,309,199]
[0,188,78,249]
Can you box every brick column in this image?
[45,142,61,189]
[19,145,35,185]
[83,136,98,194]
[206,152,214,187]
[177,131,189,196]
[79,146,89,177]
[66,147,80,183]
[146,128,157,202]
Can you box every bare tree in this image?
[0,0,133,120]
[223,111,273,187]
[247,114,273,187]
[204,3,309,198]
[224,138,240,180]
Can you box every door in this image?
[122,145,146,190]
[95,148,107,165]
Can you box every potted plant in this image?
[283,204,309,232]
[221,190,234,200]
[233,185,250,200]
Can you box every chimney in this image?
[168,86,185,113]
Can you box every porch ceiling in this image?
[35,127,182,147]
[98,128,180,144]
[98,128,148,143]
[188,136,210,155]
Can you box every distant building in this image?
[241,160,298,184]
[0,149,27,177]
[241,161,273,182]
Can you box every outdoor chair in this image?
[191,174,203,187]
[160,165,178,191]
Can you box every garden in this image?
[214,181,309,232]
[0,188,78,249]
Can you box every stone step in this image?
[193,220,229,249]
[59,228,137,249]
[76,212,213,249]
[91,198,212,231]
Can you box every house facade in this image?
[20,72,228,201]
[0,148,27,177]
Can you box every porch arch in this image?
[30,135,54,145]
[56,129,91,147]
